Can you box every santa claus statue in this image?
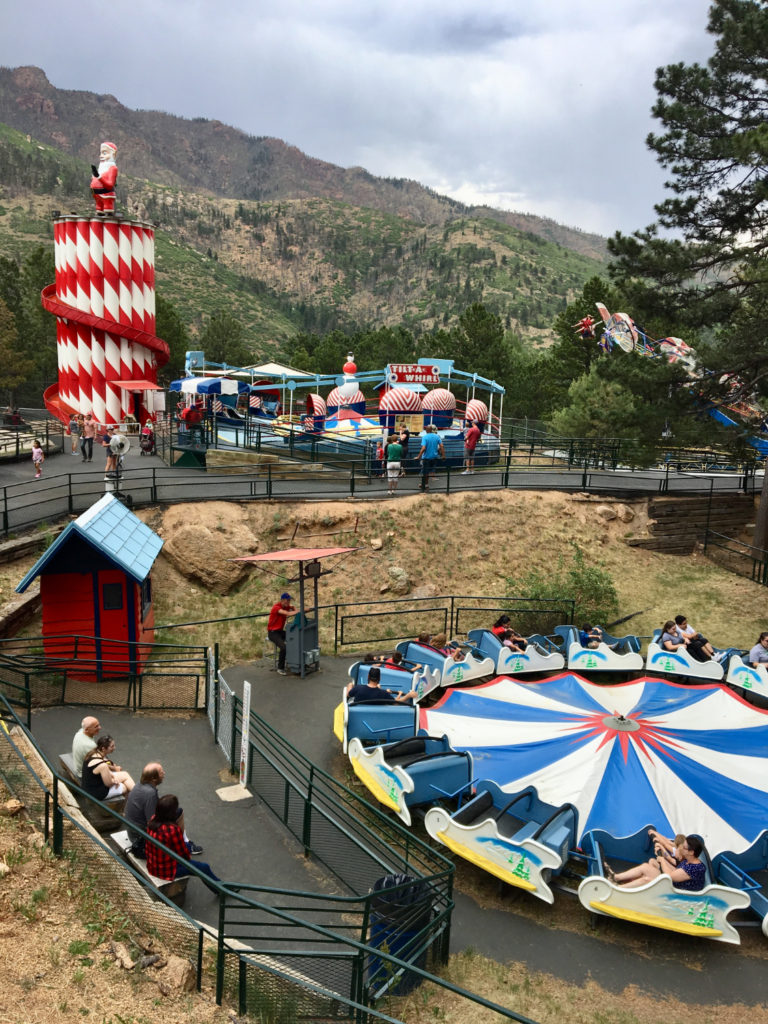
[90,141,119,214]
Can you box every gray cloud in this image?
[1,0,715,234]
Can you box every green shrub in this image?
[505,543,619,626]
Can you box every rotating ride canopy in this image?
[419,673,768,858]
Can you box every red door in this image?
[98,570,129,674]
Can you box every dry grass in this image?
[391,948,767,1024]
[0,783,232,1024]
[133,490,766,665]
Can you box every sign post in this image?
[239,680,251,787]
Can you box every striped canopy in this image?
[169,377,249,395]
[420,674,768,856]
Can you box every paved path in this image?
[0,442,754,536]
[31,655,765,1006]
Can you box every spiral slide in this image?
[42,216,168,425]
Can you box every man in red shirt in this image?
[462,420,482,474]
[267,592,295,675]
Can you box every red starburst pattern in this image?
[560,712,684,763]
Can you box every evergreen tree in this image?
[20,246,57,381]
[199,310,252,367]
[607,0,768,540]
[0,298,35,402]
[155,295,190,380]
[609,0,768,394]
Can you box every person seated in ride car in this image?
[648,828,687,868]
[673,615,718,662]
[660,620,687,654]
[579,624,603,649]
[748,631,768,668]
[430,634,465,661]
[346,666,417,704]
[606,835,706,891]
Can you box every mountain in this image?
[0,66,606,261]
[0,67,608,356]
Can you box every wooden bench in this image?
[58,753,126,832]
[110,829,189,906]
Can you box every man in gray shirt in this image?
[124,762,203,858]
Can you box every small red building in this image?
[16,494,163,680]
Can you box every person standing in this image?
[398,426,410,475]
[67,413,79,454]
[462,420,481,474]
[417,425,444,492]
[81,414,96,462]
[31,439,44,480]
[385,433,403,496]
[267,592,296,675]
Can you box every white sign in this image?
[239,680,251,787]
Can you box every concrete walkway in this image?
[28,654,768,1007]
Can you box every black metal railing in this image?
[703,529,768,586]
[0,634,211,709]
[0,692,536,1023]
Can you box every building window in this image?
[102,582,123,610]
[141,577,152,620]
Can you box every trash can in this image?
[367,873,432,997]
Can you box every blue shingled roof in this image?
[16,494,163,593]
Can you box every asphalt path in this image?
[24,653,768,1006]
[0,445,755,536]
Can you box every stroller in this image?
[139,424,155,456]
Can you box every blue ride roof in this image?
[16,494,163,593]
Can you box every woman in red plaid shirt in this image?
[146,795,221,891]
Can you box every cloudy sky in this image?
[2,0,715,236]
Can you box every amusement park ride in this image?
[335,628,768,945]
[170,352,506,469]
[35,140,768,951]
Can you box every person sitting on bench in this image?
[82,735,135,801]
[346,666,417,704]
[72,715,102,777]
[124,762,203,858]
[146,794,221,893]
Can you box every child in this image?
[67,413,79,454]
[31,439,44,479]
[102,425,118,475]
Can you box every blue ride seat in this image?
[396,640,445,674]
[349,661,416,693]
[345,701,418,749]
[511,820,539,843]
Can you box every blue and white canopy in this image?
[168,377,250,395]
[420,674,768,857]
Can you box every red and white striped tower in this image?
[42,214,169,425]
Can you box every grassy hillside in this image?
[0,121,607,352]
[0,66,607,262]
